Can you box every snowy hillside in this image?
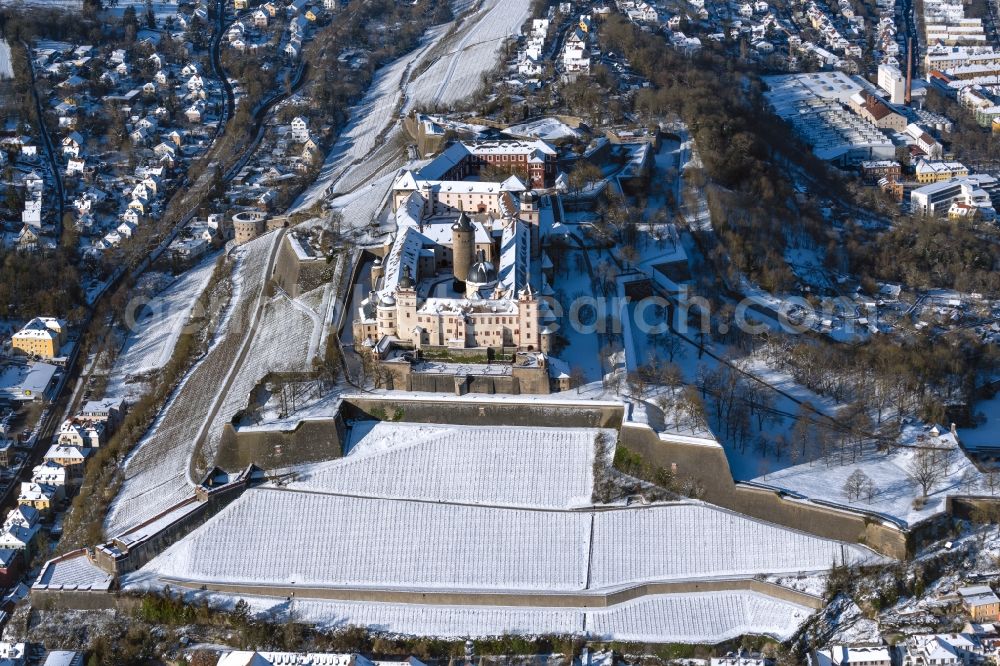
[106,256,218,402]
[408,0,532,108]
[105,233,280,535]
[0,40,13,80]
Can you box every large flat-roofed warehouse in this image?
[763,72,896,165]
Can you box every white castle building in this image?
[353,141,561,355]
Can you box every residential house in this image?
[960,586,1000,622]
[0,521,39,553]
[290,116,309,143]
[900,633,988,666]
[66,157,86,177]
[58,419,104,448]
[61,131,84,158]
[814,645,893,666]
[915,159,969,183]
[12,318,64,358]
[43,444,90,484]
[78,397,126,429]
[17,226,39,253]
[32,461,68,489]
[17,481,59,517]
[0,550,24,588]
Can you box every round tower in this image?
[376,292,397,336]
[451,211,475,289]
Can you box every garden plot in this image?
[408,0,531,108]
[587,592,810,643]
[139,488,592,591]
[281,421,605,509]
[105,256,218,402]
[137,485,877,593]
[104,233,280,536]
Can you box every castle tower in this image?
[451,211,475,289]
[376,292,397,337]
[517,284,540,351]
[519,191,540,257]
[396,266,418,341]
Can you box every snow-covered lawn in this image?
[0,39,13,80]
[281,421,604,509]
[105,255,218,402]
[504,118,582,141]
[754,423,997,526]
[960,391,1000,453]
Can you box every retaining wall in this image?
[618,423,910,559]
[216,413,346,471]
[157,576,824,610]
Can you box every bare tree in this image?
[906,448,944,498]
[843,470,865,501]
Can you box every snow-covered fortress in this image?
[353,140,561,356]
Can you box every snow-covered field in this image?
[961,391,1000,453]
[753,423,997,526]
[504,118,582,141]
[136,487,876,592]
[102,0,178,23]
[0,39,13,80]
[105,233,280,536]
[0,0,81,7]
[586,592,811,643]
[281,421,603,509]
[161,590,810,642]
[105,256,218,402]
[408,0,531,108]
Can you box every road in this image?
[21,40,65,234]
[210,0,237,136]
